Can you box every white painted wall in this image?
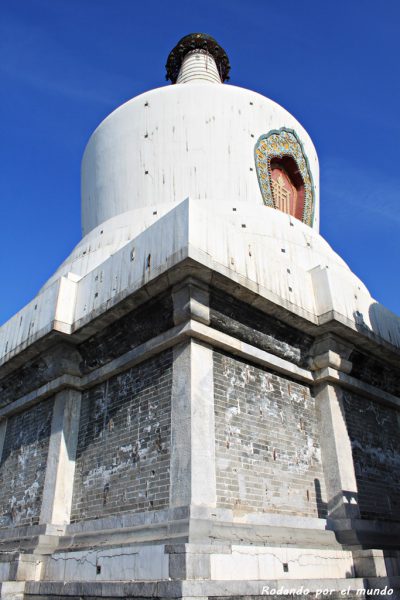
[43,544,168,582]
[210,545,354,580]
[81,83,320,235]
[2,198,400,365]
[176,50,222,84]
[2,78,400,368]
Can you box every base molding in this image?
[15,576,400,599]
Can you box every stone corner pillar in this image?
[169,339,216,511]
[40,388,82,525]
[170,279,215,512]
[311,334,359,520]
[314,382,360,519]
[172,278,210,326]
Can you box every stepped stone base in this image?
[1,577,399,600]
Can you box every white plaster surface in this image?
[1,197,400,366]
[210,545,354,581]
[80,83,320,235]
[42,544,168,582]
[0,280,60,363]
[40,203,180,292]
[176,51,222,84]
[1,73,400,372]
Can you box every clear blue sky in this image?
[1,0,399,325]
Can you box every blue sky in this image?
[1,0,399,325]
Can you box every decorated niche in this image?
[254,128,314,226]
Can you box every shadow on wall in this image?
[314,478,327,519]
[353,302,400,348]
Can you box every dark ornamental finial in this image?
[165,33,230,83]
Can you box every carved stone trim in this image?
[255,128,315,226]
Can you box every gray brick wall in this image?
[0,294,173,411]
[343,390,400,521]
[210,290,313,367]
[79,293,173,373]
[0,397,53,528]
[71,350,172,522]
[350,350,400,398]
[0,355,51,409]
[214,351,327,517]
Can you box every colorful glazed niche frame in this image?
[255,128,314,226]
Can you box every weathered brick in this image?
[350,350,400,398]
[213,351,326,518]
[210,290,313,367]
[0,397,54,528]
[343,390,400,521]
[71,350,172,522]
[79,293,173,373]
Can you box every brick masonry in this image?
[210,290,313,368]
[0,397,54,528]
[0,294,173,410]
[79,293,173,373]
[213,351,327,517]
[343,390,400,522]
[0,357,49,410]
[71,350,172,522]
[350,350,400,398]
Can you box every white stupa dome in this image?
[2,33,399,363]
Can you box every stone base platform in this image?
[1,577,400,600]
